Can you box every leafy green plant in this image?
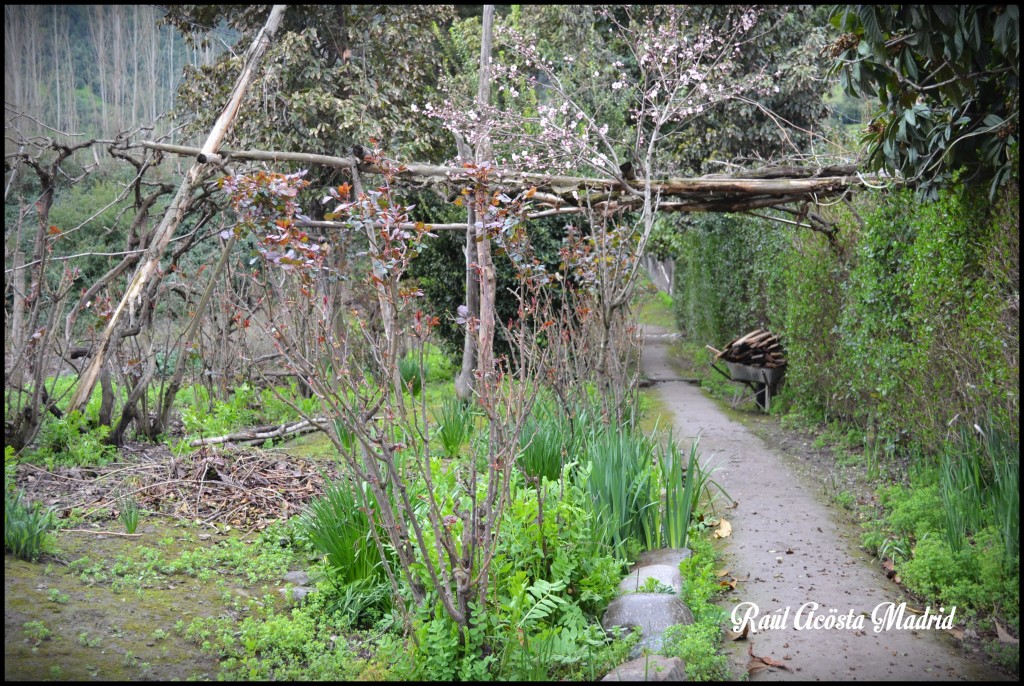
[5,488,55,561]
[22,620,52,643]
[118,495,140,535]
[660,533,731,680]
[33,410,118,468]
[47,588,69,604]
[434,397,475,459]
[639,577,676,594]
[180,383,258,438]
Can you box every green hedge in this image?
[673,165,1019,450]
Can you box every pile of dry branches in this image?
[15,443,339,533]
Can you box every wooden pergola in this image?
[65,3,874,415]
[142,140,865,232]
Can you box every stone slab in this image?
[632,548,691,569]
[602,655,687,681]
[282,570,310,585]
[602,592,694,638]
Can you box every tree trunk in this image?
[156,235,236,434]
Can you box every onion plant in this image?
[117,495,140,534]
[300,476,384,585]
[659,433,730,550]
[435,398,476,459]
[518,402,569,483]
[940,419,1018,563]
[5,489,55,561]
[585,429,658,556]
[397,355,425,396]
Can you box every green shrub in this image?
[297,475,391,626]
[584,429,659,555]
[180,383,258,438]
[299,476,384,585]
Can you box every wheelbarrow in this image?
[710,359,786,413]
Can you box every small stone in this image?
[602,655,687,681]
[282,570,310,585]
[279,585,315,604]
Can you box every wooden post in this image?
[474,5,496,386]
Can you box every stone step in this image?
[601,655,687,681]
[618,563,683,595]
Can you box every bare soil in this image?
[641,325,1011,681]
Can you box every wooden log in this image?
[732,329,765,348]
[188,417,326,447]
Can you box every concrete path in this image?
[641,326,1007,681]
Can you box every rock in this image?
[602,655,687,681]
[618,564,683,594]
[279,585,315,604]
[282,570,310,585]
[633,548,691,569]
[602,593,694,639]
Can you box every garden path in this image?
[641,325,1009,681]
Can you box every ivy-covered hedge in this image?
[673,164,1019,450]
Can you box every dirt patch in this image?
[6,444,329,681]
[5,527,232,681]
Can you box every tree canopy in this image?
[829,5,1019,198]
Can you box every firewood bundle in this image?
[708,329,787,369]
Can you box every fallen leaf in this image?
[747,660,769,675]
[881,557,898,580]
[747,642,791,673]
[720,578,737,591]
[717,568,732,578]
[714,519,732,539]
[946,627,964,641]
[995,620,1019,645]
[726,622,750,641]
